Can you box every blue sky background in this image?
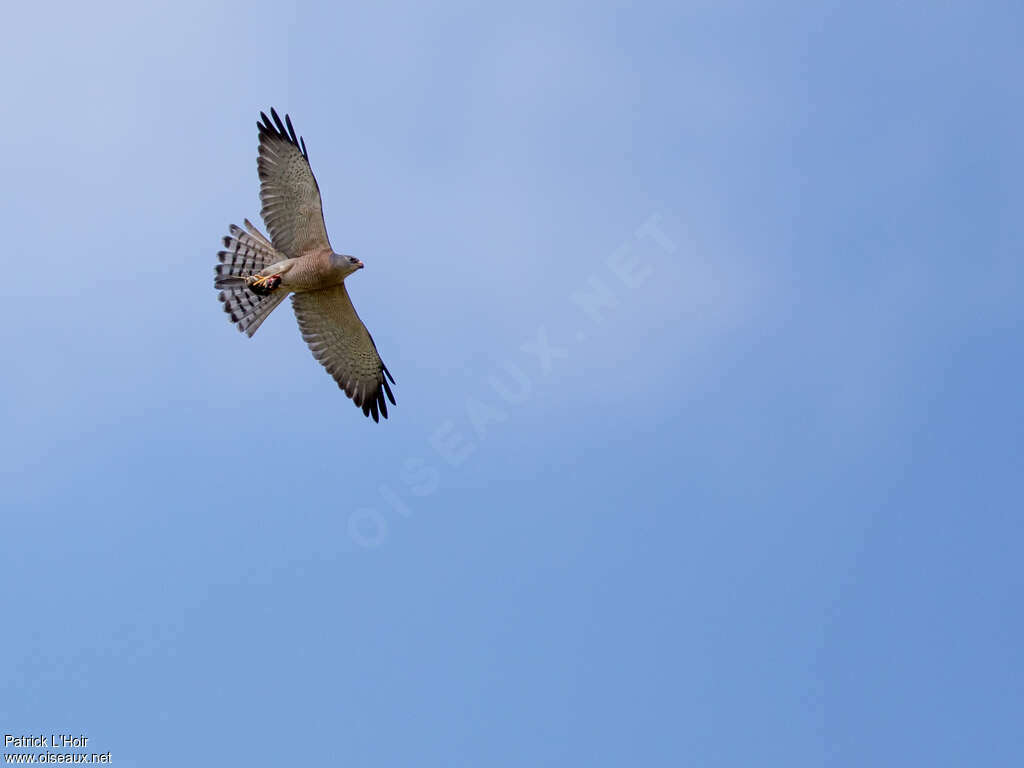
[1,1,1022,765]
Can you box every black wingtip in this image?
[258,108,308,159]
[270,107,286,136]
[382,377,396,406]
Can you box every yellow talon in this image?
[246,273,282,294]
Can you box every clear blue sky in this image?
[1,1,1022,765]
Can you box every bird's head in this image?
[332,252,364,277]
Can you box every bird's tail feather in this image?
[214,221,288,336]
[219,286,289,337]
[214,220,280,286]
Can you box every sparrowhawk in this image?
[214,109,396,422]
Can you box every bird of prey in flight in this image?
[214,108,396,421]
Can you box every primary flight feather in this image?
[213,108,396,422]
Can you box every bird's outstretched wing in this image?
[292,285,396,422]
[257,108,332,257]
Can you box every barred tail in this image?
[214,220,288,337]
[215,219,280,286]
[219,285,289,337]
